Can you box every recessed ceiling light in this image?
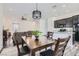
[8,8,14,11]
[65,10,69,12]
[52,5,57,8]
[62,4,66,8]
[53,9,56,12]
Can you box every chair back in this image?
[54,36,71,56]
[26,31,32,37]
[12,32,27,46]
[47,32,53,39]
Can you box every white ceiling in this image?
[2,3,79,19]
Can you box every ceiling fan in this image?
[21,16,27,20]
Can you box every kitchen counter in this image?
[53,31,73,48]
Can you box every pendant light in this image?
[32,3,41,19]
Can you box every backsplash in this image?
[53,28,73,32]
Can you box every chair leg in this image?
[22,39,24,47]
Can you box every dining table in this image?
[22,36,55,56]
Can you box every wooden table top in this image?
[22,36,55,50]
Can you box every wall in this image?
[3,11,78,35]
[3,15,47,35]
[0,4,3,51]
[39,19,47,35]
[19,20,40,32]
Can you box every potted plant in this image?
[32,31,42,41]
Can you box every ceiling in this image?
[2,3,79,19]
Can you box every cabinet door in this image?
[54,17,73,28]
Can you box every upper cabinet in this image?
[54,15,79,28]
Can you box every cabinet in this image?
[54,17,73,28]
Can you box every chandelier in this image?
[32,3,41,19]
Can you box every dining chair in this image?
[40,36,71,56]
[14,33,30,56]
[12,32,23,46]
[47,32,53,39]
[26,31,32,37]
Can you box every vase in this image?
[35,36,39,41]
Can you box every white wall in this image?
[3,16,47,35]
[15,19,47,35]
[19,20,39,32]
[3,16,47,34]
[39,19,47,35]
[0,4,3,50]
